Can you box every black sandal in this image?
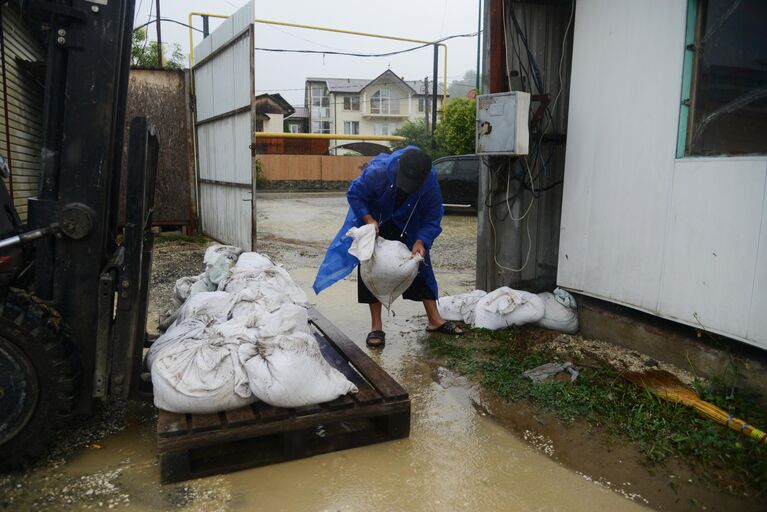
[366,330,386,348]
[426,321,464,336]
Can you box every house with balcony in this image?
[305,69,447,153]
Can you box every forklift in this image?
[0,0,156,468]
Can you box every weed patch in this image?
[426,327,767,496]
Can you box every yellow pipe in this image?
[188,12,230,66]
[258,132,405,142]
[187,12,448,110]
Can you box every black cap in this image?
[396,149,432,194]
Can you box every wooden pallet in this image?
[156,308,410,483]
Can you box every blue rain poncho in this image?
[312,146,444,298]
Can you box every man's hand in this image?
[412,240,426,258]
[362,214,379,235]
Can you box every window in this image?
[418,98,425,112]
[344,121,359,135]
[310,85,330,119]
[288,123,300,133]
[373,122,391,136]
[312,121,331,134]
[434,160,454,176]
[343,95,360,111]
[679,0,767,156]
[370,89,400,115]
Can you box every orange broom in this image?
[623,369,767,444]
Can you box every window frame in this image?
[343,121,360,135]
[343,95,360,111]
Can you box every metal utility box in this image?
[475,92,530,155]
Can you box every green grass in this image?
[426,327,767,496]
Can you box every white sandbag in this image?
[437,290,488,324]
[217,302,311,341]
[148,321,255,414]
[146,318,208,368]
[346,227,423,309]
[239,332,358,408]
[174,274,203,305]
[218,267,308,308]
[204,244,243,267]
[346,224,377,261]
[236,251,274,270]
[473,287,545,330]
[536,289,579,334]
[175,291,241,323]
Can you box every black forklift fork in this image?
[96,117,159,401]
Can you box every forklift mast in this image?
[24,0,156,409]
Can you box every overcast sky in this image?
[133,0,481,106]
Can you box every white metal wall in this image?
[193,1,255,250]
[558,0,767,349]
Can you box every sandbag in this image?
[536,288,579,334]
[218,266,308,309]
[216,302,311,341]
[347,226,423,309]
[473,287,545,330]
[239,332,358,408]
[236,251,274,270]
[437,290,487,324]
[175,291,242,324]
[174,274,204,306]
[204,244,243,267]
[147,319,255,414]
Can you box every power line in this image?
[254,31,479,58]
[134,17,204,33]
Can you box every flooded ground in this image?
[1,192,695,511]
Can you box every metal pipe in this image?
[476,0,482,92]
[155,0,163,67]
[187,13,449,111]
[432,44,438,140]
[258,132,404,141]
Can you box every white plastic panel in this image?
[659,159,767,339]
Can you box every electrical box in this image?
[475,92,530,156]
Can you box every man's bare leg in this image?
[423,299,463,333]
[368,302,384,344]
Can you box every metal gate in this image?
[192,3,256,250]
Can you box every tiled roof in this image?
[307,73,447,95]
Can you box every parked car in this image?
[434,154,479,211]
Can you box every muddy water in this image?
[3,193,651,511]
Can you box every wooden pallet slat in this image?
[224,405,259,426]
[158,411,188,437]
[190,413,223,432]
[308,309,408,400]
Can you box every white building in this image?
[305,69,447,152]
[557,0,767,350]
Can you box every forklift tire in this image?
[0,288,80,470]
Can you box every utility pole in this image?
[476,0,482,92]
[155,0,163,68]
[424,77,430,133]
[431,44,438,147]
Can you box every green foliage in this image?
[131,28,184,69]
[255,158,266,188]
[392,121,447,159]
[426,327,767,496]
[435,98,476,156]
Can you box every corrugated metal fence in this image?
[0,5,44,220]
[192,3,256,250]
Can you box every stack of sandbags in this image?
[436,286,579,333]
[148,245,357,413]
[346,224,423,310]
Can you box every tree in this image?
[131,28,184,69]
[435,98,476,156]
[447,70,479,99]
[392,121,448,159]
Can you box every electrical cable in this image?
[253,31,479,58]
[134,17,204,33]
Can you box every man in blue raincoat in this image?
[313,146,464,348]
